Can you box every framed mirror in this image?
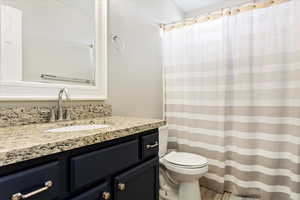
[0,0,107,100]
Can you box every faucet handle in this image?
[65,109,71,121]
[50,108,56,122]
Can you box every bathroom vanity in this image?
[0,116,165,200]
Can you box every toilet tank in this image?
[159,125,169,157]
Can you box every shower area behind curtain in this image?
[162,1,300,200]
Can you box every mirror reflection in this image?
[1,0,96,86]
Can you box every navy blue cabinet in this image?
[141,133,159,160]
[0,129,159,200]
[69,182,110,200]
[0,161,61,200]
[114,158,159,200]
[70,140,139,191]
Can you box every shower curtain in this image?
[162,1,300,200]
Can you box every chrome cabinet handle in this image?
[11,181,53,200]
[146,141,159,149]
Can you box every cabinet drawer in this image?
[69,182,110,200]
[0,161,60,200]
[114,158,159,200]
[71,140,139,191]
[141,133,159,160]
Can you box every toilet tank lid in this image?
[164,151,208,167]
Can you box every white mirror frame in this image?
[0,0,107,101]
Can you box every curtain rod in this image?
[162,0,289,32]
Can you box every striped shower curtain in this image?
[162,1,300,200]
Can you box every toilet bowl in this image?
[159,126,208,200]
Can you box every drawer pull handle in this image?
[11,180,53,200]
[146,141,159,149]
[118,183,126,191]
[102,192,111,200]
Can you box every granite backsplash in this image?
[0,103,112,128]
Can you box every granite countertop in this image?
[0,116,165,167]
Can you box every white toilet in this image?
[159,126,208,200]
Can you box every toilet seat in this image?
[166,162,206,169]
[164,152,208,169]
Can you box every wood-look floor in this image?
[200,187,231,200]
[200,187,258,200]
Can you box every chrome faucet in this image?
[57,88,70,121]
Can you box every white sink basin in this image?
[47,124,110,133]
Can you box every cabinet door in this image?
[69,182,110,200]
[141,132,159,160]
[0,161,60,200]
[71,140,139,191]
[114,158,159,200]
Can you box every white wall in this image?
[107,0,182,119]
